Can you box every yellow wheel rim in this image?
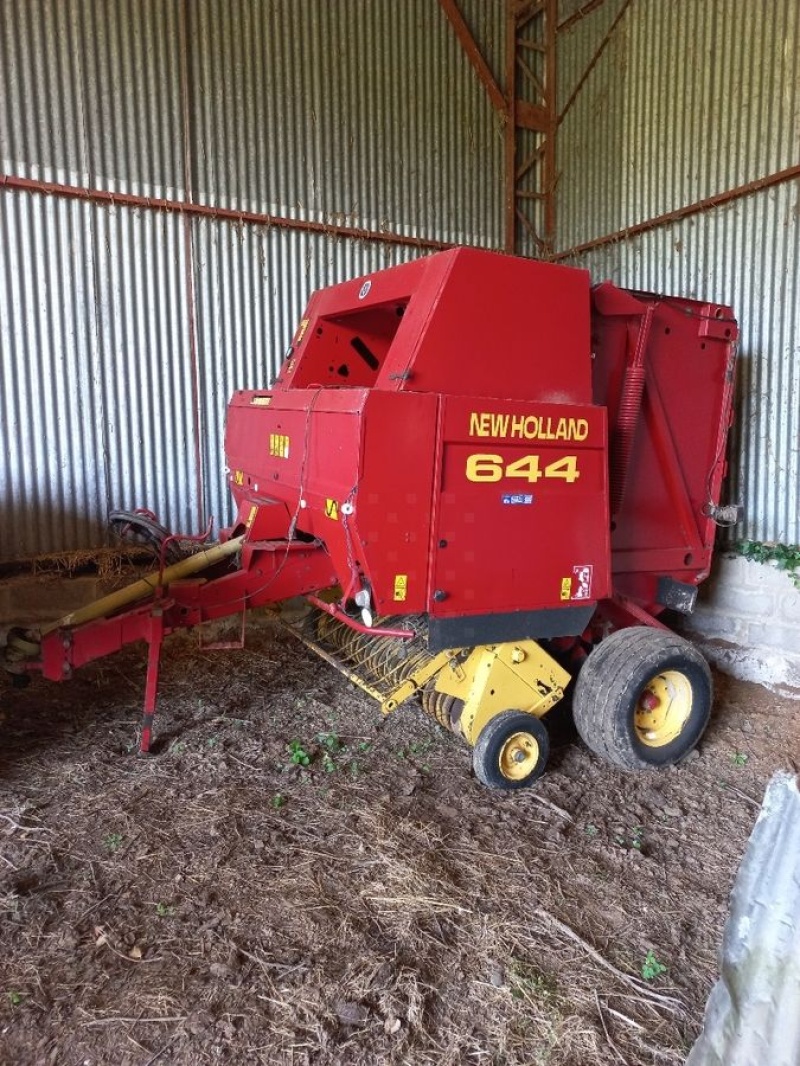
[634,670,693,748]
[498,731,540,781]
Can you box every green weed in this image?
[641,949,667,980]
[287,740,310,767]
[731,751,749,767]
[103,832,123,853]
[317,731,344,754]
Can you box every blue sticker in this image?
[502,493,534,505]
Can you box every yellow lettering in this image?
[469,412,591,442]
[490,413,509,437]
[469,412,493,437]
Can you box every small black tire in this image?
[472,711,550,791]
[572,628,712,771]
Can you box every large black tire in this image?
[472,711,550,791]
[572,628,712,771]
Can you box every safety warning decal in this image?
[393,574,408,602]
[269,433,290,458]
[502,493,534,505]
[572,564,593,600]
[560,577,572,601]
[325,498,339,521]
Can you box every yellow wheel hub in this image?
[634,670,693,747]
[498,730,540,781]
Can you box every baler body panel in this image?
[225,388,440,614]
[281,247,593,404]
[429,394,610,623]
[591,283,738,611]
[227,247,738,637]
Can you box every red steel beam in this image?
[505,0,517,251]
[558,0,608,33]
[542,0,557,252]
[552,163,800,261]
[557,0,633,127]
[0,174,453,253]
[438,0,508,115]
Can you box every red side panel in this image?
[277,247,593,404]
[592,284,738,609]
[429,395,610,619]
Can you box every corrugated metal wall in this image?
[0,0,505,561]
[556,0,800,545]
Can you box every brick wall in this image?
[681,554,800,698]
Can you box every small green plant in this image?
[641,949,667,981]
[103,832,123,853]
[615,826,645,850]
[356,741,371,753]
[408,739,433,756]
[737,540,800,589]
[206,736,218,748]
[169,740,186,755]
[321,751,337,773]
[271,793,287,809]
[8,990,23,1007]
[585,823,599,837]
[732,751,749,767]
[155,902,174,918]
[317,731,344,754]
[287,740,311,767]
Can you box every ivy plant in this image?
[736,541,800,589]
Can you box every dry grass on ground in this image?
[1,617,797,1065]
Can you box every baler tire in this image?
[572,628,712,771]
[472,711,550,791]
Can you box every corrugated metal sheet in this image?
[556,0,800,545]
[687,773,800,1066]
[0,1,504,561]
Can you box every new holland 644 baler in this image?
[4,248,738,789]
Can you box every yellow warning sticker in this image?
[295,318,310,344]
[251,394,272,406]
[269,433,290,458]
[325,498,339,521]
[233,469,244,486]
[394,574,408,602]
[246,505,258,528]
[560,577,572,601]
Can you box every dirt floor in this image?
[1,615,798,1066]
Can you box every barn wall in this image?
[556,0,800,548]
[0,0,505,560]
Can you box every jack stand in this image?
[139,608,165,754]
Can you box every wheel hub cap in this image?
[634,670,693,747]
[498,731,540,780]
